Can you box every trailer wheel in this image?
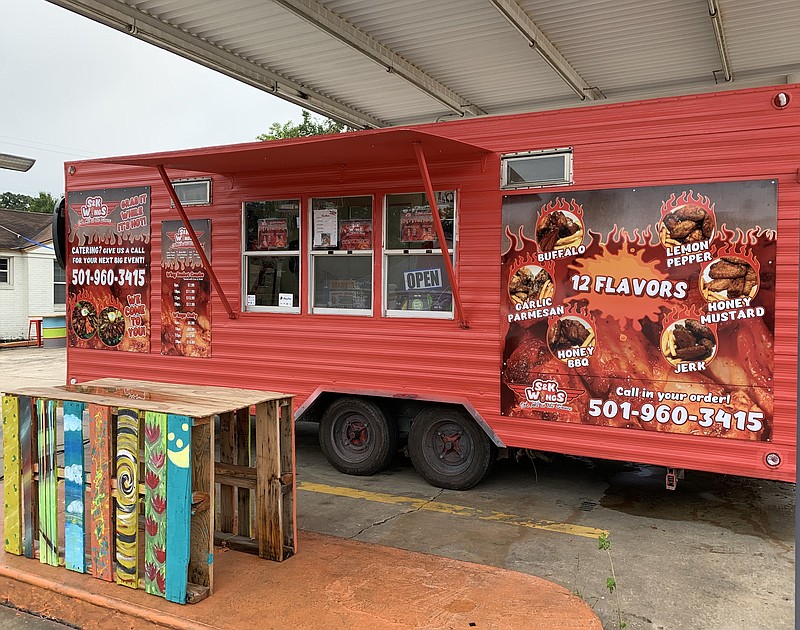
[319,397,397,476]
[409,406,494,490]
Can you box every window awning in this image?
[96,129,494,175]
[98,128,492,326]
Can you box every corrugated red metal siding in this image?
[65,85,798,482]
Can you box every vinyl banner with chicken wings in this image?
[501,180,776,441]
[160,220,211,357]
[66,187,151,352]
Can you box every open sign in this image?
[404,268,442,290]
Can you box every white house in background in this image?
[0,208,64,341]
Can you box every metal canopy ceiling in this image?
[47,0,800,128]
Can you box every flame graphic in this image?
[606,224,657,246]
[660,190,715,218]
[541,197,584,220]
[661,302,708,330]
[714,223,773,247]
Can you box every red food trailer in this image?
[56,84,798,490]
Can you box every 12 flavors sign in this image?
[66,187,151,352]
[501,180,776,441]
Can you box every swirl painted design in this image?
[115,408,140,589]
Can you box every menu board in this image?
[66,187,151,352]
[501,180,776,441]
[160,220,211,357]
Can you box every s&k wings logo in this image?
[71,196,117,227]
[508,378,584,411]
[166,226,203,249]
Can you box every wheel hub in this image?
[436,429,466,463]
[346,421,368,447]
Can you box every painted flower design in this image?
[151,494,166,515]
[156,570,166,593]
[145,471,160,490]
[144,422,161,444]
[154,545,166,564]
[145,516,159,537]
[149,451,165,469]
[145,562,157,581]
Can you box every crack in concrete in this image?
[349,488,445,540]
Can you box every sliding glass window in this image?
[310,196,373,315]
[243,199,301,312]
[384,191,456,318]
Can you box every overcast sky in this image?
[1,0,303,199]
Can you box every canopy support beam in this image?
[156,165,238,320]
[412,142,468,329]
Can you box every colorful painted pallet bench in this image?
[1,378,295,604]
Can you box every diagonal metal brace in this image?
[412,141,468,329]
[156,165,238,319]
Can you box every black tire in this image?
[408,406,495,490]
[319,397,397,476]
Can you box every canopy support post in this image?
[412,141,468,329]
[156,165,238,319]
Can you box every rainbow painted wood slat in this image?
[2,395,22,555]
[0,379,294,606]
[88,403,114,581]
[63,401,86,573]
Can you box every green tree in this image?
[28,191,58,214]
[0,191,33,211]
[257,110,352,141]
[0,191,57,213]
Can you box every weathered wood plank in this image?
[165,414,192,604]
[280,399,296,557]
[255,401,283,561]
[218,411,235,533]
[63,401,86,573]
[2,395,22,555]
[214,474,257,490]
[214,462,257,481]
[144,411,167,597]
[185,583,210,605]
[88,404,114,581]
[115,408,141,589]
[213,532,259,555]
[235,407,251,537]
[189,417,213,590]
[19,396,35,559]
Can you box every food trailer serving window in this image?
[243,199,301,312]
[310,196,373,315]
[384,191,456,318]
